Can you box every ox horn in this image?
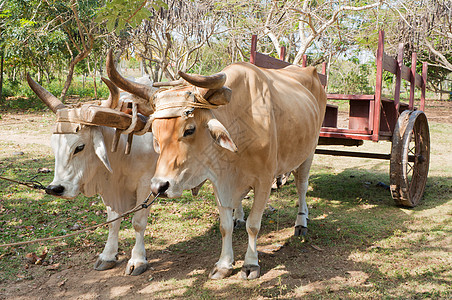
[100,77,119,109]
[106,49,155,101]
[178,71,226,90]
[26,73,66,113]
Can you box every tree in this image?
[212,0,384,67]
[127,0,223,81]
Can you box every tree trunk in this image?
[60,60,77,101]
[60,50,91,100]
[0,49,4,103]
[87,60,97,99]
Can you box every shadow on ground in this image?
[2,168,450,299]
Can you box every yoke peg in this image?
[111,129,122,152]
[125,133,134,155]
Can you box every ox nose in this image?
[151,180,170,196]
[45,184,65,196]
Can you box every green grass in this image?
[0,111,450,298]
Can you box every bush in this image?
[1,76,109,111]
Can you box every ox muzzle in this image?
[45,184,65,196]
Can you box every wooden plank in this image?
[409,52,417,110]
[315,149,391,160]
[318,73,327,86]
[322,105,338,128]
[327,94,374,100]
[383,47,423,89]
[318,137,363,146]
[372,30,385,141]
[380,99,397,133]
[315,148,415,162]
[319,131,374,141]
[421,62,428,111]
[382,52,397,74]
[254,52,292,69]
[321,62,327,89]
[349,99,371,130]
[394,43,404,113]
[280,46,286,61]
[399,64,423,88]
[320,127,371,135]
[250,35,257,65]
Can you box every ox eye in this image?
[74,144,85,154]
[183,127,196,137]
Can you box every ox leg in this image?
[242,187,271,280]
[209,206,234,279]
[233,202,246,229]
[125,206,150,276]
[293,153,314,237]
[94,206,120,271]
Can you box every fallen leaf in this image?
[25,252,39,264]
[35,248,48,265]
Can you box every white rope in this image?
[122,102,138,135]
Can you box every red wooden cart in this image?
[250,30,430,207]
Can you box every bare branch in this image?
[425,38,452,71]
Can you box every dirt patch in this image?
[0,112,55,147]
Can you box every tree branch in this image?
[424,38,452,71]
[125,0,148,24]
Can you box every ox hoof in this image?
[125,261,148,276]
[208,266,233,280]
[294,225,308,237]
[241,264,260,280]
[234,219,246,229]
[94,258,116,271]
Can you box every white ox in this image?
[27,74,158,276]
[107,55,327,280]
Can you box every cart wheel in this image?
[390,110,430,207]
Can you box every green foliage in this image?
[328,56,375,94]
[95,0,166,32]
[192,40,231,74]
[0,76,109,111]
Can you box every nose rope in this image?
[0,175,46,190]
[0,192,160,248]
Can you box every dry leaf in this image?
[25,252,39,264]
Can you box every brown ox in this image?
[107,58,326,280]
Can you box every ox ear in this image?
[204,87,232,106]
[92,128,113,173]
[206,118,237,153]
